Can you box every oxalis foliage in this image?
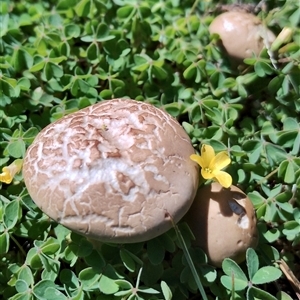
[0,0,300,299]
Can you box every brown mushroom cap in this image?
[209,11,276,62]
[23,99,199,243]
[185,182,258,267]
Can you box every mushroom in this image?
[23,99,199,243]
[185,182,258,267]
[209,11,276,63]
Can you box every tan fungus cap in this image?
[209,11,276,62]
[185,182,258,267]
[23,99,199,243]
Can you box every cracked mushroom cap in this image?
[209,11,276,62]
[185,183,258,267]
[23,99,199,243]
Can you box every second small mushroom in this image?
[185,182,258,267]
[209,11,276,64]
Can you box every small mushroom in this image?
[209,11,276,63]
[23,99,199,243]
[185,182,258,267]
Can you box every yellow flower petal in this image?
[210,151,231,171]
[0,159,23,184]
[190,144,233,188]
[190,154,205,169]
[214,171,232,188]
[201,168,214,180]
[0,171,13,184]
[201,144,215,166]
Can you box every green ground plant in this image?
[0,0,299,299]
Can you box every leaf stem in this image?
[168,213,208,300]
[256,167,278,185]
[277,259,300,298]
[189,0,200,16]
[10,233,27,258]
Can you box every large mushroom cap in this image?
[209,11,276,62]
[23,99,199,243]
[185,183,258,267]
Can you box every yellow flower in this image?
[190,144,232,188]
[0,159,23,184]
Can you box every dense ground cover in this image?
[0,0,299,299]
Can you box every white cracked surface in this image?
[23,99,199,243]
[238,214,250,229]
